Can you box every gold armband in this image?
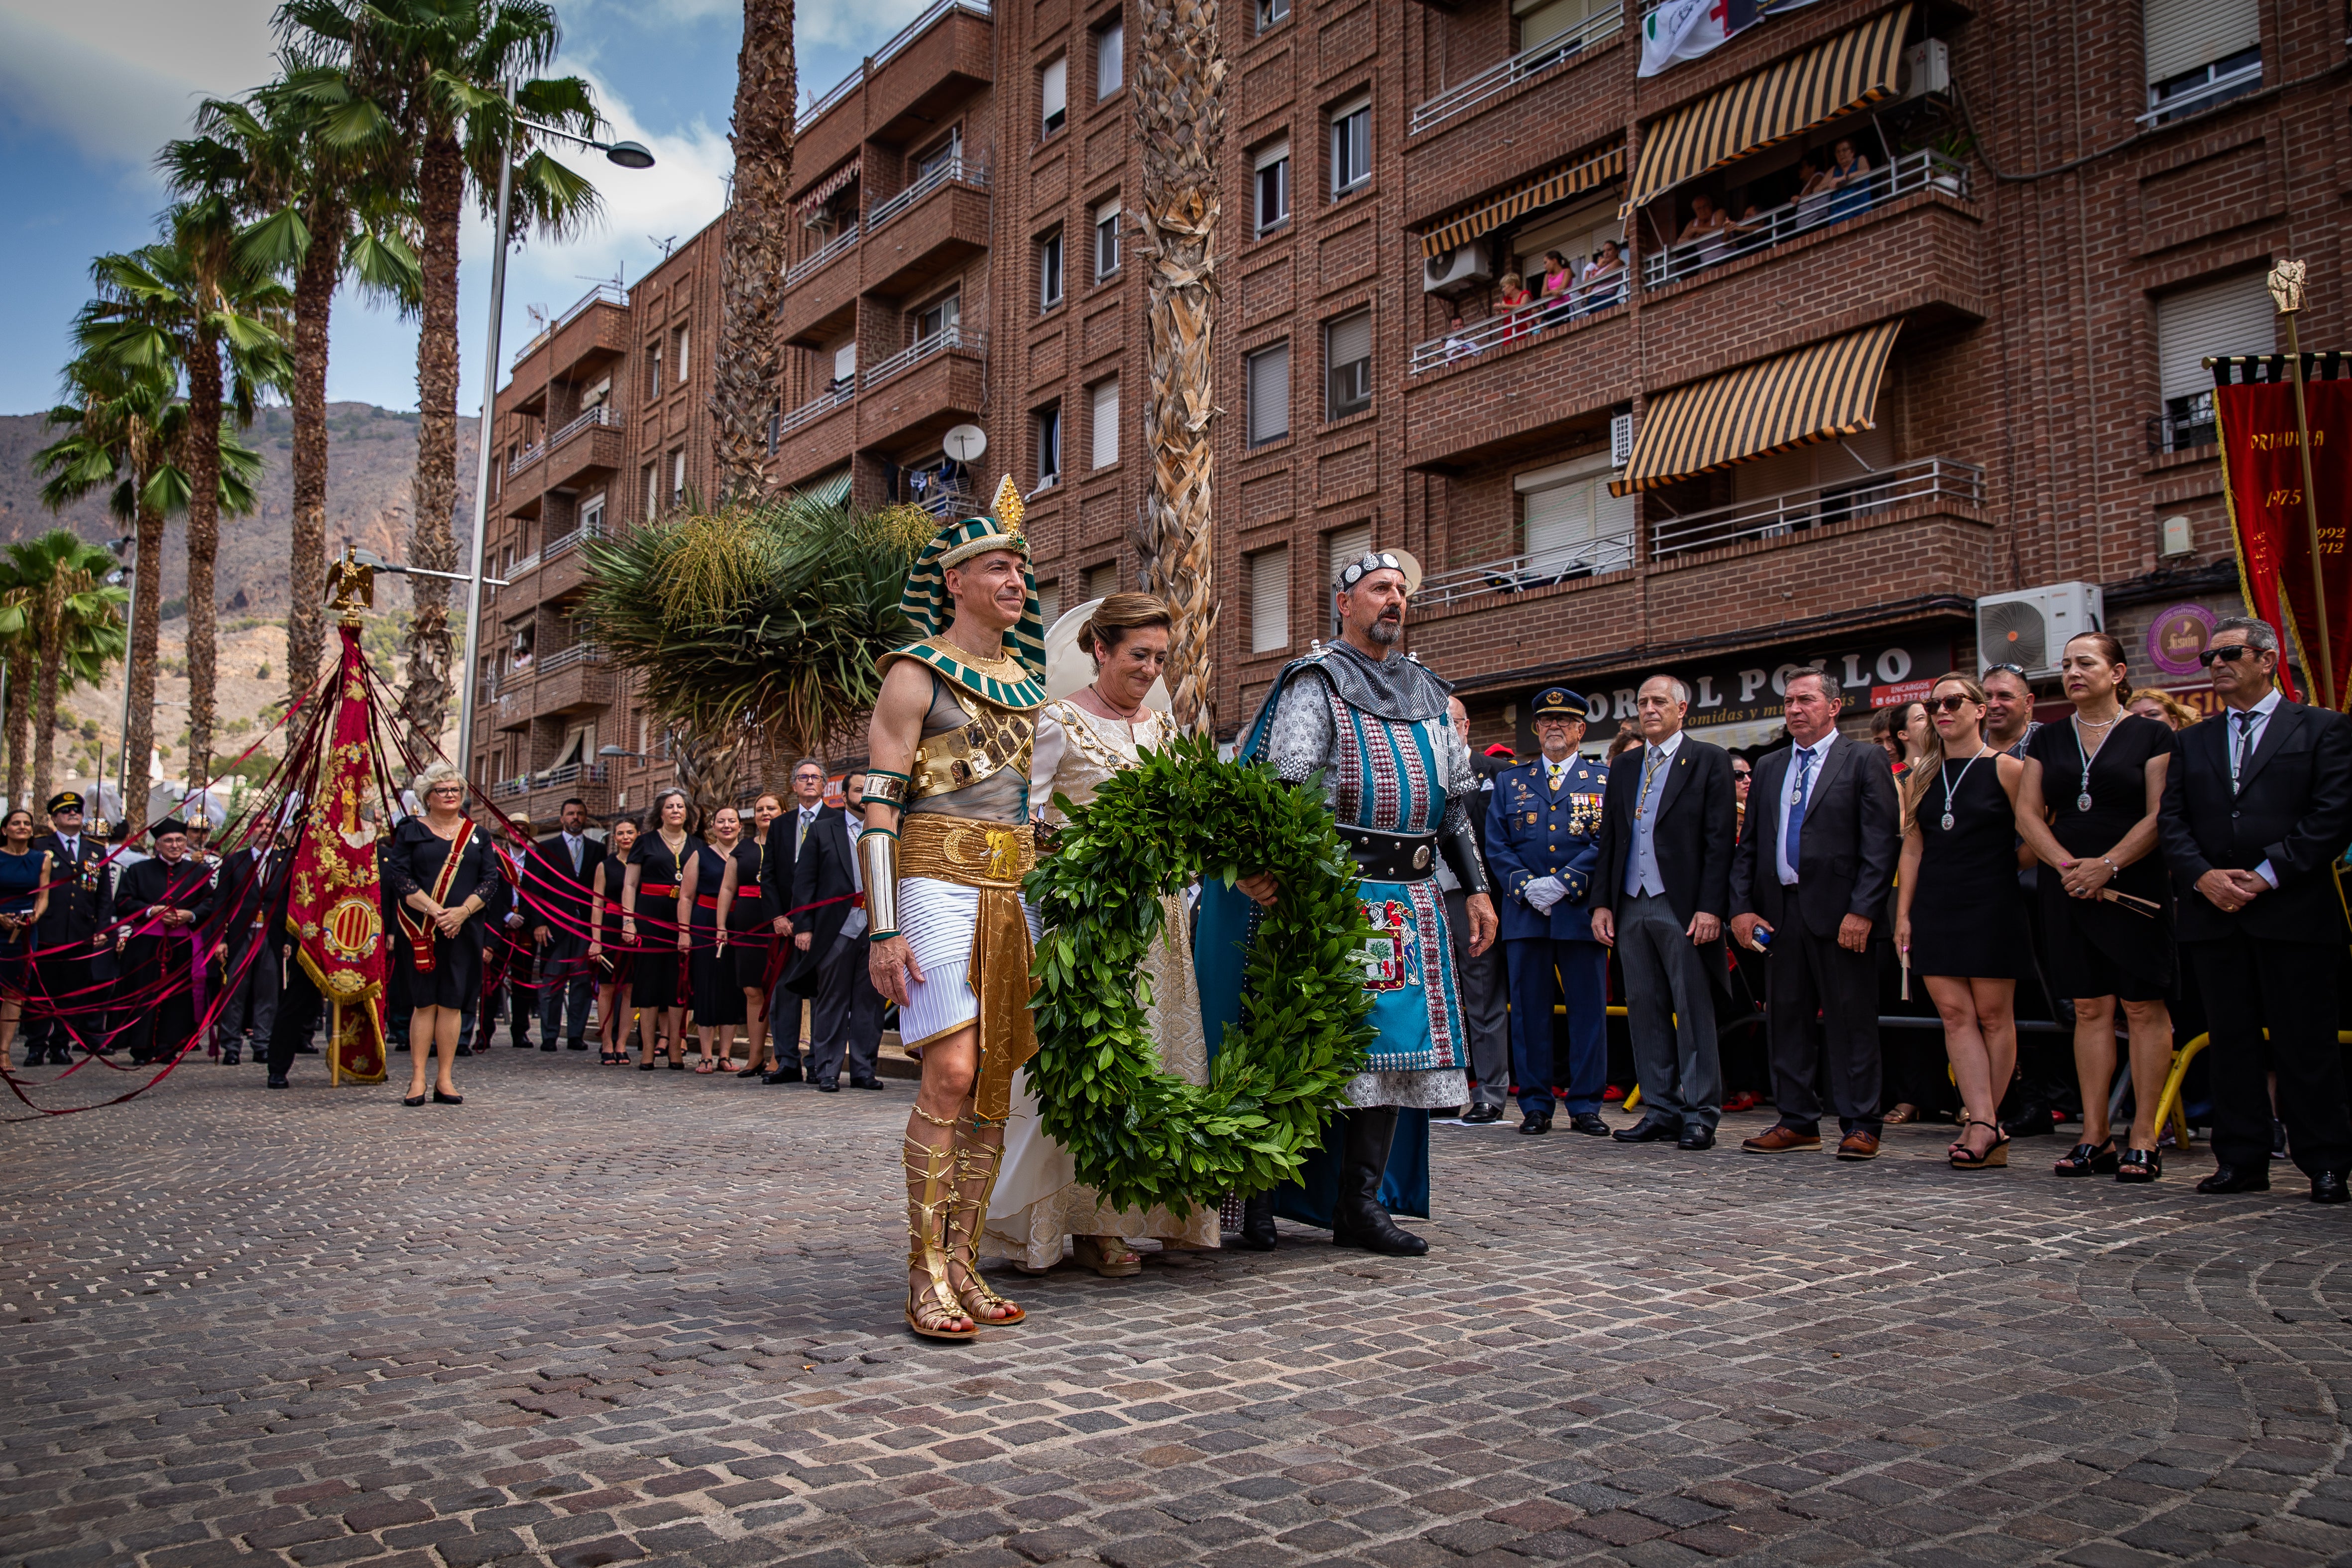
[861,770,909,810]
[859,828,901,938]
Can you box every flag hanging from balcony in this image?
[2213,354,2352,707]
[285,620,390,1084]
[1641,0,1761,77]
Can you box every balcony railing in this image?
[511,281,628,365]
[1416,534,1638,608]
[541,520,603,564]
[780,382,855,436]
[2138,56,2263,125]
[544,401,622,452]
[506,441,544,477]
[505,550,541,579]
[1650,455,1984,560]
[861,324,986,390]
[868,154,990,234]
[786,222,860,285]
[1410,3,1624,135]
[2150,396,2216,455]
[1410,277,1625,374]
[537,641,608,674]
[908,484,978,518]
[805,0,993,126]
[1641,148,1972,291]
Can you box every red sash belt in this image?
[695,894,720,910]
[640,883,676,898]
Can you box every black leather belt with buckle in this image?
[1338,824,1440,882]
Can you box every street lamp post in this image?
[453,96,655,785]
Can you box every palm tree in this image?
[1133,0,1225,735]
[0,535,130,810]
[581,495,932,821]
[74,229,291,799]
[714,0,797,497]
[0,568,35,811]
[189,71,418,711]
[278,0,603,758]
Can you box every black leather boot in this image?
[1331,1108,1427,1256]
[1238,1194,1278,1251]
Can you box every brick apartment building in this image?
[478,0,2344,800]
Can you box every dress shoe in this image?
[1237,1193,1278,1251]
[2195,1164,2269,1194]
[2310,1171,2348,1205]
[851,1077,886,1090]
[1835,1131,1880,1161]
[432,1088,463,1105]
[220,1043,240,1067]
[453,1045,472,1058]
[540,1042,558,1052]
[1678,1125,1716,1151]
[1517,1111,1552,1136]
[1460,1104,1503,1124]
[1741,1124,1822,1154]
[266,1073,289,1089]
[1429,1105,1462,1121]
[1720,1090,1759,1114]
[1613,1115,1682,1144]
[1566,1112,1611,1136]
[762,1066,802,1085]
[816,1079,841,1092]
[567,1039,588,1051]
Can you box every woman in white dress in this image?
[983,593,1221,1275]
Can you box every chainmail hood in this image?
[1305,637,1453,724]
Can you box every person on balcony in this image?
[1497,271,1535,341]
[1793,156,1835,231]
[1537,250,1578,327]
[1675,194,1734,268]
[1579,241,1626,313]
[1824,137,1877,222]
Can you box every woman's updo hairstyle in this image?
[2065,631,2133,701]
[1080,592,1173,666]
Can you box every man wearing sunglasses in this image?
[2157,616,2352,1204]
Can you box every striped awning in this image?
[1419,141,1627,260]
[1610,319,1903,494]
[795,156,861,215]
[1622,3,1912,215]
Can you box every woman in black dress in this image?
[715,791,784,1079]
[683,806,747,1071]
[1894,674,2031,1169]
[2018,632,2176,1183]
[389,763,506,1106]
[622,788,698,1071]
[587,818,638,1064]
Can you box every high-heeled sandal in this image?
[2116,1146,2161,1183]
[904,1110,976,1341]
[1884,1103,1922,1126]
[1072,1235,1144,1276]
[1948,1118,2008,1170]
[2054,1138,2118,1177]
[944,1122,1025,1326]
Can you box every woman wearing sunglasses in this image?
[1893,675,2031,1168]
[2015,632,2177,1182]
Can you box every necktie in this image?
[2234,711,2258,791]
[797,811,812,850]
[1787,748,1816,877]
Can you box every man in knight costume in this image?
[1201,549,1498,1255]
[863,479,1051,1340]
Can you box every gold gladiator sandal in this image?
[945,1113,1025,1326]
[904,1107,976,1341]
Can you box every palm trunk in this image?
[285,196,343,707]
[30,586,62,810]
[185,325,224,800]
[124,492,165,836]
[669,726,742,834]
[1134,0,1224,736]
[3,645,29,811]
[714,0,798,497]
[398,130,464,760]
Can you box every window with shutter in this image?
[1039,231,1064,308]
[1042,56,1068,135]
[1097,20,1123,97]
[673,327,689,383]
[1516,454,1635,578]
[1086,563,1117,600]
[1091,377,1121,467]
[832,342,857,386]
[1515,0,1589,54]
[1250,547,1291,653]
[1095,200,1121,279]
[644,463,659,518]
[1247,344,1290,446]
[1254,140,1290,234]
[1036,405,1062,485]
[2143,0,2259,83]
[1329,97,1370,196]
[1038,580,1061,628]
[2157,272,2274,450]
[1256,0,1289,32]
[1325,310,1372,419]
[1326,523,1372,588]
[671,449,687,502]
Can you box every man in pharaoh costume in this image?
[1201,549,1498,1255]
[863,479,1052,1340]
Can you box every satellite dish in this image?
[942,424,987,463]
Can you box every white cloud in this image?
[0,0,278,166]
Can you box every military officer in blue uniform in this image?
[1485,689,1612,1135]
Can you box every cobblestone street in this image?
[4,1049,2349,1568]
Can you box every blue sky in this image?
[0,0,936,418]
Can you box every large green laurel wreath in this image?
[1025,734,1375,1215]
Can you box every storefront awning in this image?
[1610,319,1903,495]
[795,157,861,216]
[1621,3,1911,214]
[1419,141,1627,260]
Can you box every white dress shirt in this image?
[561,830,587,876]
[1774,734,1835,887]
[2229,690,2283,888]
[840,812,867,938]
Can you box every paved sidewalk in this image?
[4,1049,2350,1568]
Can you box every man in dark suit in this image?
[1485,688,1611,1136]
[113,819,218,1065]
[782,766,884,1091]
[527,798,598,1052]
[1730,669,1902,1159]
[1443,698,1513,1124]
[211,828,290,1067]
[2157,616,2352,1203]
[26,791,114,1065]
[1590,674,1738,1149]
[759,758,831,1082]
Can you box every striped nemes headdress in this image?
[898,476,1047,680]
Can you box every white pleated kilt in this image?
[896,876,1042,1050]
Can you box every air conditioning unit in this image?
[1900,39,1950,101]
[1976,582,2104,678]
[1422,241,1494,296]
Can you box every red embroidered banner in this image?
[286,623,389,1084]
[2215,372,2352,705]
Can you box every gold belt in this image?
[900,813,1036,889]
[900,813,1038,1120]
